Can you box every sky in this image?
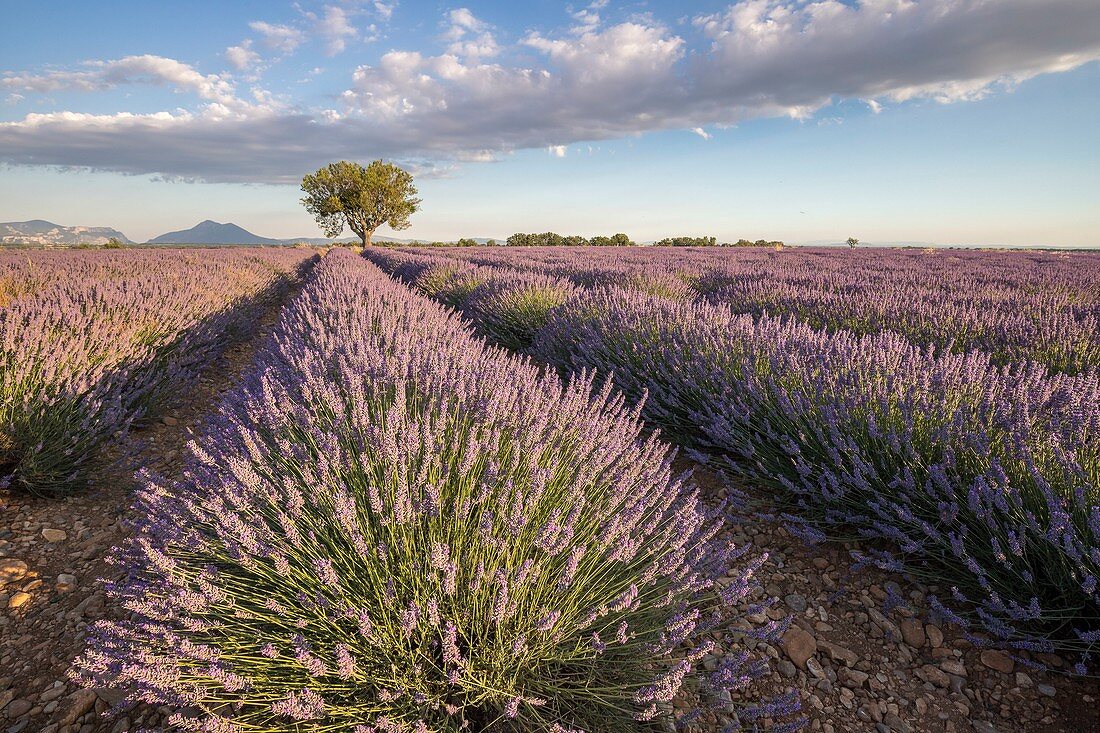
[0,0,1098,246]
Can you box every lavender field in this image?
[0,248,314,495]
[2,245,1099,733]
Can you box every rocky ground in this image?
[688,467,1100,733]
[0,290,290,733]
[2,296,1098,732]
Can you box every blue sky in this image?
[1,0,1098,246]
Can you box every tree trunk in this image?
[362,229,374,247]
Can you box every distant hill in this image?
[146,220,431,246]
[1,218,502,247]
[0,219,133,246]
[147,220,283,245]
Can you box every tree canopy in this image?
[505,232,635,247]
[300,160,421,246]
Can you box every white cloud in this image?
[570,9,601,34]
[691,127,711,140]
[249,21,306,53]
[225,40,260,71]
[443,8,499,59]
[2,1,1099,184]
[689,0,1100,111]
[374,2,395,21]
[314,5,359,55]
[548,145,567,157]
[0,55,250,111]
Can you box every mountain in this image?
[0,220,133,246]
[2,218,501,248]
[147,220,425,245]
[147,220,283,245]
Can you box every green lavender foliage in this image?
[75,251,782,732]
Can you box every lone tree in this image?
[847,237,859,248]
[300,160,420,246]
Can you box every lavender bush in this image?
[532,289,1100,662]
[76,250,795,732]
[0,248,313,495]
[463,271,578,351]
[395,246,1100,374]
[413,262,488,309]
[368,249,1100,664]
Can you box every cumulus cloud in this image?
[313,5,359,55]
[249,21,306,53]
[243,2,391,62]
[0,55,252,111]
[691,127,711,140]
[225,40,260,71]
[442,8,499,59]
[2,0,1099,183]
[548,145,567,157]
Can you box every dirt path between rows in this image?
[0,277,302,733]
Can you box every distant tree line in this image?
[399,234,786,248]
[730,239,785,248]
[506,232,635,247]
[405,238,495,247]
[653,236,785,247]
[654,236,717,247]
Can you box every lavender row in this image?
[0,247,314,495]
[75,249,798,732]
[402,246,1100,374]
[367,248,1100,665]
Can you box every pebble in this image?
[1037,684,1056,698]
[40,529,67,543]
[806,657,826,679]
[39,685,64,703]
[917,664,951,688]
[784,593,808,612]
[4,698,32,718]
[55,575,76,593]
[57,690,97,726]
[841,668,870,688]
[925,624,945,648]
[819,640,858,667]
[0,559,28,586]
[900,618,926,648]
[6,592,31,610]
[781,626,818,670]
[979,650,1014,674]
[939,658,967,677]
